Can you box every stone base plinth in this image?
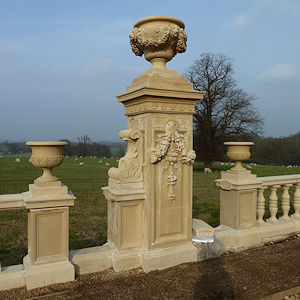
[112,249,141,272]
[215,225,261,252]
[23,255,74,290]
[141,243,197,273]
[257,221,296,243]
[215,218,300,252]
[0,264,25,291]
[70,244,112,275]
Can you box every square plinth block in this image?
[220,189,257,230]
[23,255,74,290]
[107,199,144,250]
[28,207,69,265]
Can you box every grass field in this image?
[0,155,300,267]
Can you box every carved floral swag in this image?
[150,120,195,203]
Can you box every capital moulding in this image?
[117,87,205,103]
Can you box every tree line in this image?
[0,135,126,158]
[2,133,300,165]
[251,132,300,166]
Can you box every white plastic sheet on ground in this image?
[192,235,226,260]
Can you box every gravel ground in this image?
[0,236,299,300]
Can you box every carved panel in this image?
[150,119,194,245]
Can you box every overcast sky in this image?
[0,0,299,142]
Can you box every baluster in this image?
[279,184,292,221]
[257,187,267,225]
[267,185,280,224]
[292,183,300,220]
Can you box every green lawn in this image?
[0,155,299,267]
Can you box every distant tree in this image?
[251,132,300,165]
[185,53,263,167]
[77,135,91,157]
[60,139,73,156]
[98,144,111,158]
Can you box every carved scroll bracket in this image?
[108,129,143,186]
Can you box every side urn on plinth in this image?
[26,141,67,186]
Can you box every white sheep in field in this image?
[287,165,292,168]
[79,162,84,166]
[105,162,110,167]
[75,158,78,161]
[204,167,212,174]
[220,162,224,166]
[15,158,21,163]
[98,160,103,164]
[246,165,252,170]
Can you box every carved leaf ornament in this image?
[150,120,195,165]
[129,24,187,57]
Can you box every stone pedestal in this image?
[218,171,259,230]
[23,182,75,290]
[102,16,205,272]
[119,85,203,272]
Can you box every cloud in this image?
[228,14,254,32]
[257,64,298,81]
[223,0,300,35]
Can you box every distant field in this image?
[0,155,300,267]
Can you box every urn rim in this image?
[224,142,254,146]
[134,15,185,29]
[26,141,68,146]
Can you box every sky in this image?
[0,0,300,142]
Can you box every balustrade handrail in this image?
[0,193,25,209]
[258,174,300,187]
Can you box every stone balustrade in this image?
[257,175,300,224]
[214,143,300,252]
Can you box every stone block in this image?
[70,244,112,275]
[141,243,197,273]
[192,218,214,236]
[0,265,25,291]
[23,256,74,290]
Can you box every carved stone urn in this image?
[129,15,187,69]
[26,141,67,186]
[224,142,254,172]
